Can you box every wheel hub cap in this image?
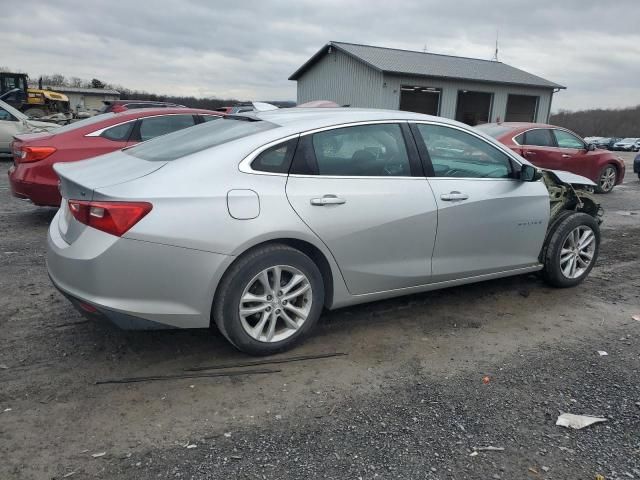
[560,226,596,279]
[239,265,312,343]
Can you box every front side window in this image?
[523,129,555,147]
[251,138,298,173]
[554,129,585,149]
[101,121,134,142]
[309,123,411,177]
[138,115,195,142]
[416,124,513,179]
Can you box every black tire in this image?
[595,164,617,194]
[637,173,640,180]
[542,212,600,288]
[213,244,324,356]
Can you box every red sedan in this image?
[477,123,626,193]
[9,108,222,206]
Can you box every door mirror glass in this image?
[520,164,542,182]
[587,142,596,151]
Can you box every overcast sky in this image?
[3,0,639,111]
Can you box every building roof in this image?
[50,86,121,95]
[289,41,565,90]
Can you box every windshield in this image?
[125,117,277,161]
[474,124,514,138]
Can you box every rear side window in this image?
[138,115,195,142]
[307,123,411,177]
[251,138,298,173]
[523,129,555,147]
[101,121,133,142]
[126,118,277,161]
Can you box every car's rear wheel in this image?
[542,212,599,288]
[214,244,324,356]
[596,165,617,193]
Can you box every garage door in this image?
[505,94,539,122]
[399,86,441,116]
[455,91,493,126]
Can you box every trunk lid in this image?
[54,150,167,244]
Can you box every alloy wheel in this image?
[239,265,312,343]
[599,166,616,192]
[559,226,596,279]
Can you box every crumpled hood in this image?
[544,169,596,187]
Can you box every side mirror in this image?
[587,143,596,151]
[520,164,543,182]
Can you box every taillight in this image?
[18,146,57,163]
[68,200,152,237]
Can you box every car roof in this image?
[248,107,469,133]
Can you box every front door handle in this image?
[525,151,536,155]
[310,194,346,206]
[561,154,571,158]
[440,191,469,201]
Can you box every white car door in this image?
[286,122,438,295]
[412,122,550,282]
[0,105,22,154]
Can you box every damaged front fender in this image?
[542,170,602,225]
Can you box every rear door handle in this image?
[440,191,469,201]
[562,154,571,158]
[310,194,346,206]
[525,151,536,155]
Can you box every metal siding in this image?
[297,50,385,107]
[382,74,554,122]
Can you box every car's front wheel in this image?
[542,212,600,288]
[596,165,617,193]
[213,244,325,356]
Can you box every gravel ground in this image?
[0,153,639,480]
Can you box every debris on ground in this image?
[597,351,609,356]
[91,452,106,458]
[482,375,491,384]
[474,446,505,452]
[556,413,607,429]
[632,315,640,322]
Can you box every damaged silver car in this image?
[48,108,601,355]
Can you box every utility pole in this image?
[492,29,499,61]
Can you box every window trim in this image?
[239,134,301,176]
[131,114,198,143]
[240,120,426,179]
[412,120,523,181]
[85,114,197,138]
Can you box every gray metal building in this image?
[290,42,565,125]
[53,86,120,114]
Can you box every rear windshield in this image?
[125,117,277,161]
[51,113,116,134]
[475,124,515,138]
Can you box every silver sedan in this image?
[48,108,602,355]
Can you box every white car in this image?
[0,99,59,156]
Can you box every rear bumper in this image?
[8,164,61,206]
[47,209,233,329]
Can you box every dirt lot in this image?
[1,154,639,480]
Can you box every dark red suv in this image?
[477,122,626,193]
[100,100,186,113]
[9,108,221,206]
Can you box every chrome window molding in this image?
[84,113,196,137]
[238,133,300,176]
